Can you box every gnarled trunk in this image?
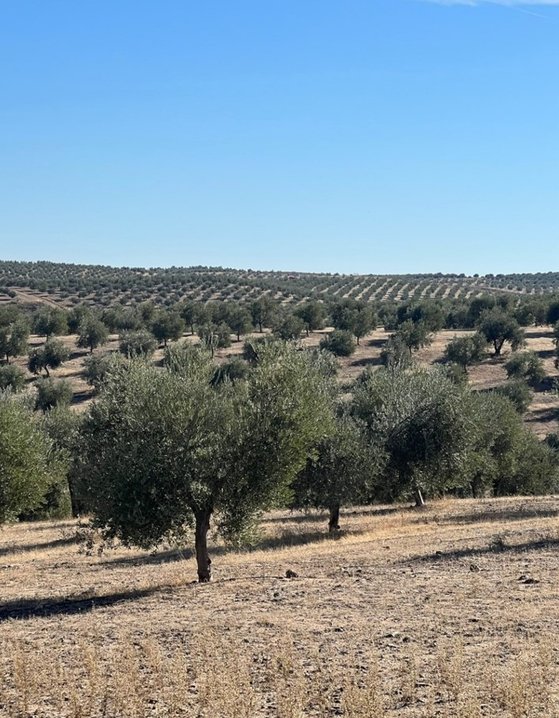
[328,503,341,533]
[195,509,212,582]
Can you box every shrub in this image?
[0,365,26,393]
[504,351,546,387]
[319,330,356,357]
[0,394,66,523]
[444,333,487,369]
[493,379,532,414]
[35,378,73,412]
[119,330,157,358]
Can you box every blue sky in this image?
[1,1,558,274]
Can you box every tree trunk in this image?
[413,486,425,508]
[195,510,212,582]
[328,503,341,533]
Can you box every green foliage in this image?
[77,317,109,353]
[32,307,68,338]
[392,320,432,353]
[273,314,305,341]
[81,344,334,578]
[0,394,66,523]
[477,309,524,356]
[211,358,250,386]
[467,295,496,326]
[461,391,558,497]
[330,300,376,342]
[67,304,92,333]
[250,296,277,333]
[0,365,26,393]
[444,333,487,369]
[492,379,532,415]
[41,406,86,516]
[380,334,414,370]
[242,335,278,364]
[295,301,326,335]
[291,413,375,527]
[0,319,30,363]
[83,352,128,390]
[353,368,474,504]
[35,378,73,412]
[119,330,157,358]
[163,342,214,382]
[151,311,185,346]
[397,301,445,332]
[101,306,142,332]
[28,338,69,377]
[319,330,356,357]
[504,351,546,387]
[547,301,559,326]
[224,305,252,341]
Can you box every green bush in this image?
[0,365,26,393]
[35,378,73,412]
[504,351,546,387]
[119,330,157,358]
[493,379,532,414]
[0,394,67,523]
[319,330,356,357]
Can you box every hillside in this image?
[2,261,559,309]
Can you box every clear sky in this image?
[1,1,558,275]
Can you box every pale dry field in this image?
[3,497,559,717]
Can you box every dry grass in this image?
[3,497,559,716]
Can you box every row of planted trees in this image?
[1,339,558,582]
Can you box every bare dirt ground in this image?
[2,497,559,716]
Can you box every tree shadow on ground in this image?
[351,356,383,369]
[406,535,559,564]
[0,535,81,558]
[0,583,182,622]
[70,389,94,406]
[525,407,558,424]
[431,507,559,526]
[368,338,388,348]
[100,527,354,569]
[263,506,405,526]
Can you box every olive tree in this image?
[319,330,356,357]
[352,367,472,507]
[0,365,26,392]
[0,394,66,523]
[444,333,487,369]
[81,343,334,582]
[151,311,185,346]
[28,339,69,376]
[477,309,524,356]
[0,319,30,363]
[119,330,157,358]
[33,307,68,338]
[77,317,109,353]
[504,351,545,387]
[291,413,376,532]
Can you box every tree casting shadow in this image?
[407,535,559,564]
[0,535,81,558]
[0,583,177,622]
